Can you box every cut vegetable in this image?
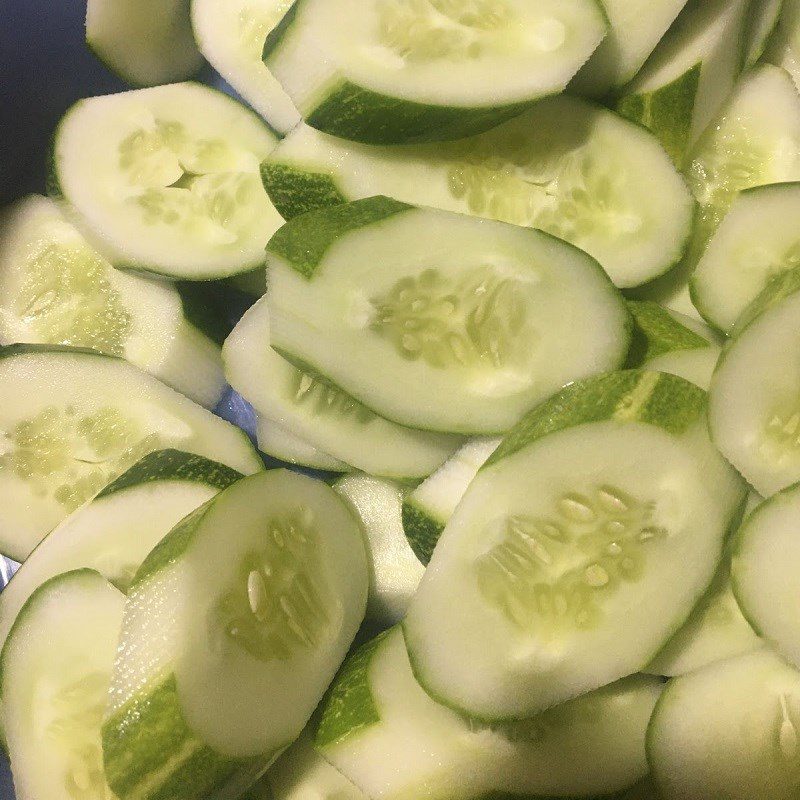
[263,0,608,145]
[191,0,301,135]
[0,195,226,407]
[257,416,349,472]
[744,0,785,67]
[403,370,745,719]
[0,345,262,561]
[316,626,662,799]
[262,97,695,289]
[266,198,631,435]
[647,648,800,800]
[1,570,124,800]
[225,298,461,477]
[764,13,800,92]
[52,83,283,279]
[103,469,368,800]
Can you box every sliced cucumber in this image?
[52,83,283,280]
[403,370,745,720]
[745,0,785,67]
[783,0,800,55]
[103,469,368,800]
[225,298,461,477]
[0,345,261,561]
[191,0,301,135]
[257,416,349,472]
[263,0,608,145]
[334,475,425,626]
[266,198,631,435]
[1,570,124,800]
[647,648,800,799]
[262,97,695,289]
[402,437,501,565]
[316,626,662,799]
[0,195,225,407]
[86,0,203,86]
[765,13,800,92]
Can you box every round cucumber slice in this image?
[256,416,349,472]
[403,370,745,720]
[52,83,283,280]
[0,346,262,561]
[647,648,800,800]
[103,469,368,799]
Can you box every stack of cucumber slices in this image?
[8,0,800,798]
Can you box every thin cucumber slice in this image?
[86,0,203,86]
[262,98,695,289]
[257,416,349,472]
[191,0,301,135]
[225,298,461,478]
[402,437,501,565]
[744,0,785,68]
[0,195,225,407]
[262,0,608,145]
[0,345,262,561]
[1,570,124,800]
[334,475,425,626]
[52,83,283,280]
[403,370,745,720]
[265,198,631,435]
[647,648,800,799]
[103,469,368,800]
[315,626,662,799]
[764,14,800,92]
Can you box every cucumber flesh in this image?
[103,470,368,798]
[0,346,262,561]
[53,83,283,280]
[191,0,301,135]
[403,371,745,719]
[744,0,785,67]
[1,570,124,800]
[0,195,226,407]
[262,96,695,289]
[256,416,349,472]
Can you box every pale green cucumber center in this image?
[761,401,800,466]
[291,370,375,424]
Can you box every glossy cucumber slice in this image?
[0,195,225,407]
[262,0,608,145]
[0,346,262,561]
[51,83,283,280]
[103,469,368,800]
[265,198,631,435]
[647,648,800,800]
[1,570,124,800]
[403,370,745,720]
[334,475,425,626]
[225,298,461,477]
[315,627,662,800]
[262,97,695,289]
[191,0,301,135]
[744,0,785,67]
[256,416,349,472]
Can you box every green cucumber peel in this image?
[626,301,711,365]
[261,162,348,221]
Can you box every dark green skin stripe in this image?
[488,371,706,468]
[261,161,347,221]
[261,0,301,63]
[176,281,237,346]
[625,301,709,367]
[401,501,444,566]
[0,342,114,361]
[730,264,800,336]
[97,450,242,499]
[267,196,412,278]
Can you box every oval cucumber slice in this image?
[257,416,349,472]
[0,346,262,561]
[52,83,283,280]
[266,199,631,434]
[263,0,608,145]
[103,469,368,799]
[403,370,745,720]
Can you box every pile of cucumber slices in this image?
[8,0,800,798]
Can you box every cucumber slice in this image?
[262,0,608,145]
[225,298,461,478]
[765,14,800,91]
[262,97,695,289]
[85,0,203,86]
[0,195,225,407]
[191,0,301,135]
[334,475,425,626]
[265,198,631,435]
[745,0,785,68]
[316,626,662,799]
[403,370,745,720]
[783,0,800,55]
[647,648,800,799]
[0,345,262,561]
[103,469,368,800]
[1,570,124,800]
[402,437,501,565]
[51,83,283,280]
[257,416,349,472]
